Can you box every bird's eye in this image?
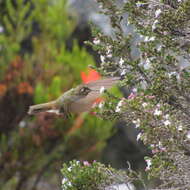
[79,87,91,95]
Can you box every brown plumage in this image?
[28,77,119,117]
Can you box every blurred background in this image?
[0,0,149,189]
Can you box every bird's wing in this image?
[86,77,119,91]
[83,77,120,102]
[69,77,119,113]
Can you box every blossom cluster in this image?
[91,0,190,187]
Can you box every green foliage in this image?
[32,0,75,41]
[62,161,108,190]
[90,0,190,189]
[34,82,48,103]
[0,0,34,78]
[33,41,96,102]
[0,0,116,190]
[61,160,128,190]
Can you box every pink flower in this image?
[146,95,155,99]
[152,148,159,154]
[83,161,90,166]
[128,92,136,99]
[160,147,166,152]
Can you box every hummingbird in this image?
[28,77,119,117]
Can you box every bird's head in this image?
[73,85,92,96]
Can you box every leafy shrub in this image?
[0,0,114,189]
[61,160,130,190]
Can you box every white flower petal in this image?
[164,120,171,126]
[100,86,105,94]
[121,69,127,76]
[93,38,100,45]
[186,131,190,139]
[67,166,72,172]
[142,102,148,107]
[98,102,104,109]
[119,57,125,67]
[144,36,155,42]
[100,55,105,63]
[154,109,162,116]
[115,99,125,113]
[152,20,159,30]
[62,178,68,185]
[136,133,142,141]
[144,58,151,70]
[145,159,152,170]
[155,9,162,18]
[177,125,183,131]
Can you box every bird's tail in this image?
[28,101,57,115]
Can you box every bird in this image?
[28,77,119,117]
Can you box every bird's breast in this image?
[69,100,94,113]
